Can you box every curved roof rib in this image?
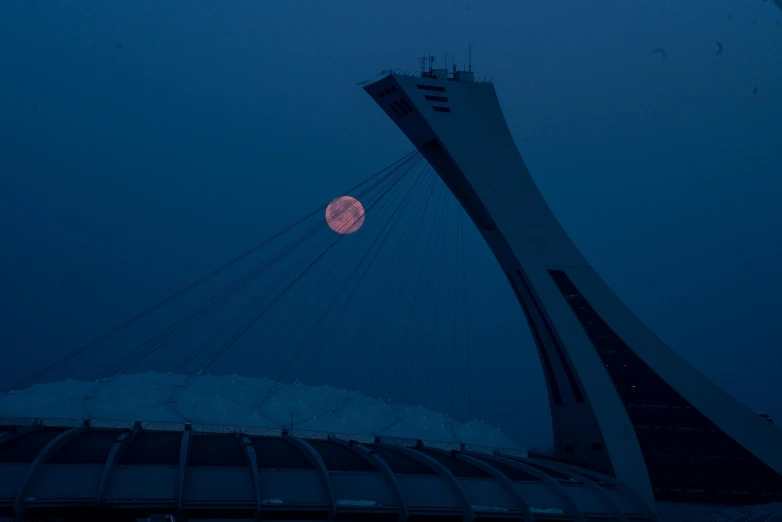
[471,452,586,522]
[13,421,90,520]
[376,441,475,522]
[0,419,656,522]
[96,421,141,505]
[449,450,534,522]
[342,440,409,522]
[237,433,263,519]
[526,457,627,522]
[548,459,659,522]
[285,434,337,521]
[176,424,192,519]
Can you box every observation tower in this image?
[360,55,782,518]
[1,55,780,522]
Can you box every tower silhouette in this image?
[363,68,782,510]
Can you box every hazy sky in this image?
[1,0,780,449]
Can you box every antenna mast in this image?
[468,43,472,72]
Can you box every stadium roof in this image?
[0,418,657,522]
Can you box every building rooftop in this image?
[0,418,657,521]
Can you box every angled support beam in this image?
[377,442,474,522]
[429,449,534,522]
[470,453,586,522]
[342,440,408,522]
[13,421,90,521]
[238,434,262,521]
[285,435,336,522]
[96,421,142,505]
[527,458,627,522]
[551,460,659,522]
[176,423,192,521]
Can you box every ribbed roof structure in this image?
[0,418,657,522]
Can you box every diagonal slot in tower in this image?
[361,58,782,515]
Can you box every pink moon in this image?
[326,196,365,234]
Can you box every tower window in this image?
[424,95,448,102]
[388,104,402,118]
[433,106,451,113]
[416,84,446,92]
[547,268,782,504]
[394,101,408,115]
[399,99,414,112]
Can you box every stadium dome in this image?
[0,373,521,450]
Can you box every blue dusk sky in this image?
[0,0,780,448]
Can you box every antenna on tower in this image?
[468,43,472,72]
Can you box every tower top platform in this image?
[358,52,489,87]
[358,69,487,88]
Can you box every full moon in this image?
[326,196,365,234]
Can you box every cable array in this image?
[8,150,477,426]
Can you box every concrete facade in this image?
[364,70,782,513]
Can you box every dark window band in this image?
[416,84,446,92]
[547,268,782,504]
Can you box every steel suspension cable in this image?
[168,170,406,377]
[387,180,447,402]
[338,169,437,395]
[449,198,461,417]
[458,207,473,420]
[332,171,438,413]
[423,190,453,409]
[87,157,415,387]
[265,165,425,391]
[168,211,357,378]
[245,157,426,381]
[237,200,377,377]
[172,157,425,400]
[361,172,440,393]
[297,167,429,385]
[400,180,450,405]
[5,150,418,393]
[304,163,431,394]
